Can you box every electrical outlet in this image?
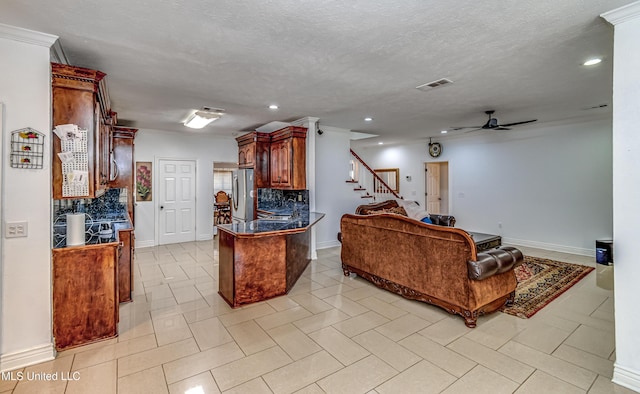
[6,221,28,238]
[498,222,502,229]
[298,193,303,202]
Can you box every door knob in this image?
[160,206,164,210]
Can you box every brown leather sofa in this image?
[340,200,523,327]
[355,199,456,227]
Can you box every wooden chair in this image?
[214,191,231,224]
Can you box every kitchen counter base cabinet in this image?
[117,228,134,303]
[218,221,317,308]
[53,244,119,351]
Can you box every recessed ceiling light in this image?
[378,142,383,145]
[583,58,602,66]
[440,130,448,134]
[269,104,279,110]
[364,117,373,122]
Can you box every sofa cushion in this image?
[467,246,524,280]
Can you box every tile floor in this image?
[0,240,634,394]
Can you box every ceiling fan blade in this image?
[499,119,537,127]
[464,128,484,133]
[494,127,511,131]
[451,125,482,131]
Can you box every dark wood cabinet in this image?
[109,127,138,224]
[269,126,306,190]
[236,132,271,188]
[52,63,114,199]
[52,244,119,350]
[117,228,134,303]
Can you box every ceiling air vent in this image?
[416,78,453,92]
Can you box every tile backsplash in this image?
[258,188,309,216]
[53,188,128,221]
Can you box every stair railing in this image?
[349,149,402,200]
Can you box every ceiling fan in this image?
[452,110,537,132]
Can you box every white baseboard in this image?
[316,240,341,250]
[502,237,593,257]
[135,239,155,248]
[0,343,55,372]
[613,363,640,393]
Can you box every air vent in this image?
[416,78,453,91]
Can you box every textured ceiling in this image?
[0,0,631,144]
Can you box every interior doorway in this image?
[425,161,449,215]
[157,159,197,245]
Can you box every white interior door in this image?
[426,163,441,214]
[158,159,196,245]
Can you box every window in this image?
[214,169,233,195]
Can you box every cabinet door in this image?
[278,139,291,187]
[238,143,255,168]
[270,141,281,186]
[118,229,133,303]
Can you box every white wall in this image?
[315,125,363,249]
[0,25,56,370]
[602,3,640,391]
[134,129,238,246]
[354,118,613,255]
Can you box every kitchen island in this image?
[217,212,324,307]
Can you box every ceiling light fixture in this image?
[440,130,448,134]
[184,108,225,129]
[269,104,279,110]
[364,117,373,122]
[583,58,602,66]
[378,142,383,145]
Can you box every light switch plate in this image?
[5,221,28,238]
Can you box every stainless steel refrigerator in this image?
[231,169,254,222]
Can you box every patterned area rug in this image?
[501,256,594,319]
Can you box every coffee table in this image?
[468,232,502,252]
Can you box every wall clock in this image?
[428,141,442,158]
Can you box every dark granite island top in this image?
[217,212,325,307]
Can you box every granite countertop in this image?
[217,212,325,237]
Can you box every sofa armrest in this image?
[467,246,524,280]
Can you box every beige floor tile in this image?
[218,303,277,327]
[563,325,616,359]
[118,365,168,394]
[0,368,22,392]
[375,313,431,342]
[227,320,277,355]
[399,333,475,378]
[463,312,527,350]
[332,311,390,338]
[515,370,585,394]
[341,285,382,301]
[546,309,615,333]
[211,347,292,391]
[511,323,572,354]
[311,283,355,299]
[499,341,597,390]
[162,342,244,384]
[117,338,199,377]
[255,306,313,331]
[289,293,334,313]
[376,359,455,394]
[588,375,638,394]
[293,309,351,333]
[168,371,220,394]
[224,378,274,394]
[353,330,421,371]
[267,324,322,361]
[73,333,158,370]
[418,316,472,345]
[189,316,233,350]
[308,326,370,366]
[309,272,345,287]
[171,285,205,304]
[182,305,217,324]
[322,295,371,317]
[318,355,398,394]
[555,293,610,317]
[266,296,300,312]
[145,283,175,301]
[294,383,326,394]
[552,344,614,378]
[441,364,519,394]
[152,313,193,346]
[11,359,71,394]
[357,296,407,319]
[447,337,533,383]
[66,360,116,394]
[390,297,451,323]
[263,351,343,394]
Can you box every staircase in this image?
[347,149,402,201]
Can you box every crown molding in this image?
[601,1,640,25]
[0,23,58,47]
[50,39,69,64]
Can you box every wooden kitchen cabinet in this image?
[109,126,138,224]
[52,244,119,350]
[117,228,134,303]
[52,63,114,199]
[236,131,271,188]
[269,126,307,190]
